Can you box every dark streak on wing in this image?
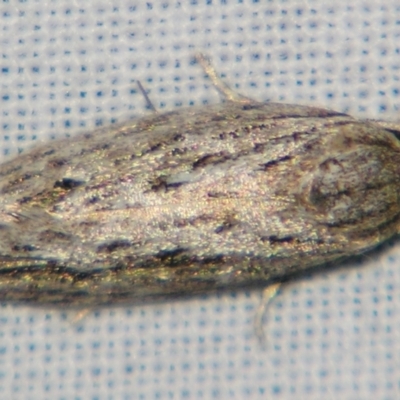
[54,177,85,189]
[97,240,133,253]
[261,155,292,170]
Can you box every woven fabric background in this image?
[1,1,400,399]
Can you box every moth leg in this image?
[70,308,92,325]
[254,282,282,346]
[195,53,252,104]
[136,80,158,113]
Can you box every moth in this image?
[0,54,399,307]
